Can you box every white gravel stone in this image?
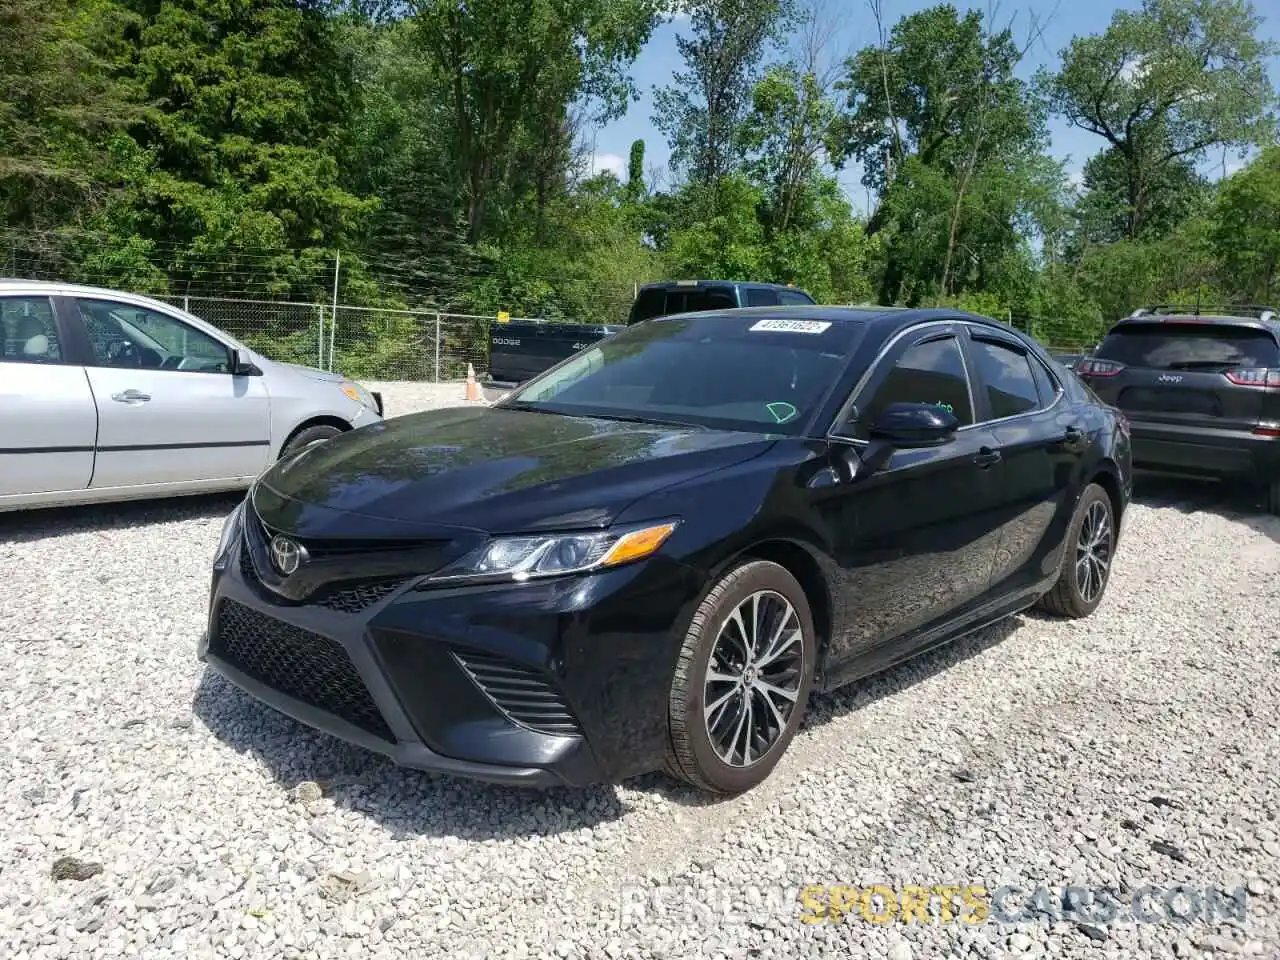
[1,386,1278,959]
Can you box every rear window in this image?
[630,288,666,323]
[778,289,815,305]
[667,287,736,314]
[1095,323,1280,371]
[743,288,780,307]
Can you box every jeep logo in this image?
[1157,373,1184,384]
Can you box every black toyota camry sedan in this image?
[201,306,1133,795]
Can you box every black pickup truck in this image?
[487,280,816,385]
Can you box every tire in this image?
[1036,482,1116,619]
[279,424,344,460]
[667,560,817,795]
[1268,480,1280,517]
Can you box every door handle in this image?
[1061,425,1086,449]
[974,447,1002,468]
[111,389,151,404]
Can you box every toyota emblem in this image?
[269,535,307,576]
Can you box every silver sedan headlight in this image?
[339,379,379,413]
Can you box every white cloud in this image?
[589,152,628,178]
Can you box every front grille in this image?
[315,579,408,614]
[452,649,581,737]
[211,599,394,742]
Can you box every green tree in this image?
[835,4,1051,303]
[1211,146,1280,303]
[653,0,795,195]
[1042,0,1277,240]
[409,0,659,242]
[1072,144,1209,246]
[0,0,139,227]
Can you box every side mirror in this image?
[231,348,262,376]
[867,402,959,448]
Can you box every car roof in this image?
[642,305,1056,354]
[638,279,810,291]
[0,277,251,350]
[646,303,1026,332]
[1109,313,1280,338]
[0,278,166,301]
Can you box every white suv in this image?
[0,280,384,512]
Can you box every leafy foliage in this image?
[2,0,1279,370]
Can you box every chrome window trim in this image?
[825,318,1065,446]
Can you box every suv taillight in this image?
[1223,368,1280,388]
[1077,358,1125,377]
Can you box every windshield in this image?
[1096,323,1280,371]
[503,314,861,435]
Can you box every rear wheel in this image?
[667,560,816,795]
[280,424,344,460]
[1037,483,1115,619]
[1268,480,1280,517]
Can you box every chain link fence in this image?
[3,228,1096,380]
[136,295,526,383]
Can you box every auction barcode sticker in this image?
[749,318,832,334]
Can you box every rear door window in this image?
[968,337,1041,420]
[0,296,62,363]
[1096,324,1280,371]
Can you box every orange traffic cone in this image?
[466,362,482,402]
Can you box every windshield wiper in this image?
[578,411,708,429]
[499,400,561,415]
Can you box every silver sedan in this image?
[0,280,384,512]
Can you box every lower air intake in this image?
[452,649,582,738]
[211,599,394,742]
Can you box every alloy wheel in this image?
[1075,499,1112,603]
[703,590,805,768]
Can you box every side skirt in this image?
[818,578,1055,695]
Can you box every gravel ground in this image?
[1,381,1278,959]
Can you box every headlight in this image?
[421,520,679,587]
[213,501,245,568]
[339,380,378,413]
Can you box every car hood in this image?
[277,361,346,384]
[254,405,776,535]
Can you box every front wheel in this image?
[1037,482,1116,619]
[279,424,343,460]
[667,560,816,795]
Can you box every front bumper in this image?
[200,529,705,788]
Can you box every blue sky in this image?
[583,0,1280,212]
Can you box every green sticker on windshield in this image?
[766,401,798,424]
